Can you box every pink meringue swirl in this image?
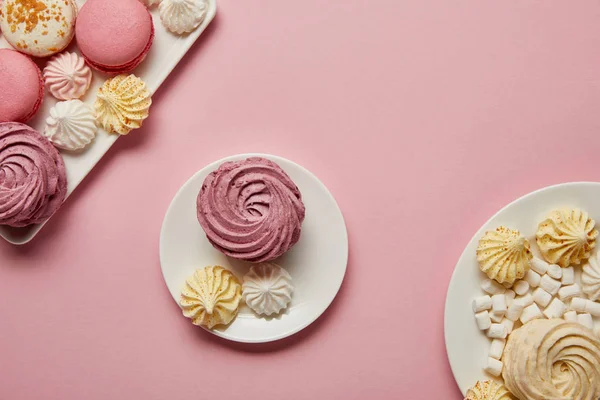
[0,123,68,227]
[43,52,92,101]
[197,157,306,263]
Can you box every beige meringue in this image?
[179,266,242,329]
[536,208,598,267]
[476,226,532,286]
[94,75,152,135]
[583,252,600,301]
[465,381,514,400]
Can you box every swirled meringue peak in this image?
[0,122,67,227]
[503,319,600,400]
[43,53,93,101]
[197,157,306,263]
[243,263,293,316]
[583,252,600,301]
[465,381,514,400]
[159,0,208,34]
[45,100,97,151]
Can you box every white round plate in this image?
[445,182,600,394]
[160,153,348,343]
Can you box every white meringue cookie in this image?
[159,0,208,35]
[242,263,293,316]
[44,100,97,151]
[43,52,93,101]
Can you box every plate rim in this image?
[159,152,349,343]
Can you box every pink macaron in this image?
[75,0,154,75]
[0,49,44,123]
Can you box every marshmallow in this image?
[547,264,563,280]
[487,323,508,339]
[577,313,594,330]
[481,279,506,295]
[501,318,514,334]
[520,303,543,324]
[564,310,578,322]
[543,298,567,319]
[472,295,493,313]
[561,267,575,285]
[530,258,549,275]
[570,298,588,312]
[525,269,542,288]
[532,287,552,308]
[504,290,516,307]
[515,293,533,307]
[513,280,530,296]
[490,312,504,323]
[484,357,503,377]
[475,311,492,330]
[585,300,600,317]
[558,284,582,301]
[489,339,506,360]
[492,294,507,315]
[540,274,561,295]
[506,302,524,321]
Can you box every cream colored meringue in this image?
[537,208,598,267]
[179,266,242,329]
[43,52,93,101]
[583,252,600,301]
[242,263,293,316]
[465,381,514,400]
[502,319,600,400]
[476,226,532,286]
[94,75,152,135]
[44,100,97,151]
[159,0,208,34]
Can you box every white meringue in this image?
[43,52,92,101]
[465,380,514,400]
[242,263,293,316]
[159,0,208,35]
[44,100,97,151]
[583,252,600,301]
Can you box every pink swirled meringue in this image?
[0,122,67,227]
[43,52,93,101]
[197,157,306,263]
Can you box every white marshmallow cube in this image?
[540,275,561,295]
[487,323,508,339]
[585,300,600,317]
[547,264,563,279]
[492,294,507,315]
[484,357,503,377]
[501,318,514,334]
[570,298,588,312]
[475,311,492,330]
[520,303,543,324]
[564,310,578,322]
[533,288,552,308]
[577,313,594,330]
[472,295,493,313]
[515,293,534,307]
[561,267,575,285]
[530,258,549,275]
[558,284,582,302]
[504,290,516,307]
[525,269,542,288]
[481,279,506,295]
[489,339,506,360]
[543,298,567,319]
[506,302,525,321]
[513,280,530,296]
[490,312,504,323]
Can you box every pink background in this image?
[1,1,600,398]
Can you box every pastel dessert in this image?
[536,208,598,267]
[94,75,152,135]
[76,0,154,74]
[242,263,293,316]
[476,226,532,286]
[502,319,600,400]
[44,100,97,151]
[159,0,208,35]
[465,381,514,400]
[583,252,600,301]
[43,52,93,101]
[0,0,77,57]
[179,266,242,329]
[197,157,306,263]
[0,122,67,227]
[0,49,44,123]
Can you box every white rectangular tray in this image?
[0,0,216,245]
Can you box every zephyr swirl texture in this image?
[159,0,207,34]
[0,123,67,227]
[43,52,92,101]
[197,157,306,263]
[465,380,514,400]
[502,319,600,400]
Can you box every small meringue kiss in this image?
[43,52,93,101]
[44,100,97,151]
[159,0,208,35]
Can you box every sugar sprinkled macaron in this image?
[76,0,154,74]
[0,49,44,123]
[0,0,78,57]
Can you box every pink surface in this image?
[0,49,44,123]
[1,1,599,398]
